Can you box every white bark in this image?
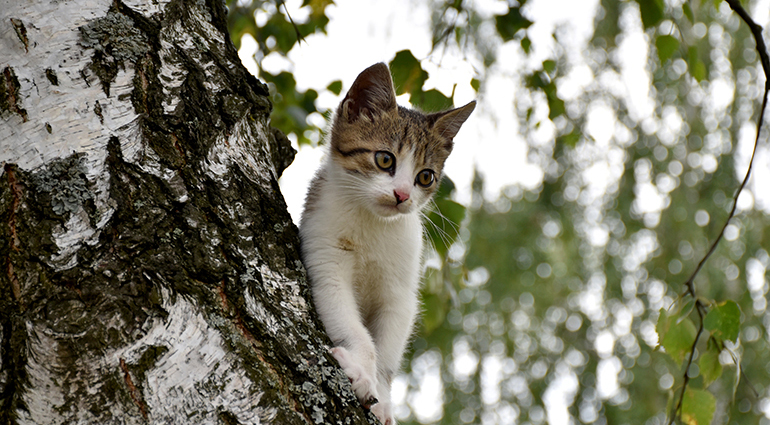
[0,1,372,424]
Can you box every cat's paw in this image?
[330,347,379,408]
[371,400,395,425]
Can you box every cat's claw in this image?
[330,347,380,409]
[364,395,379,408]
[371,401,394,425]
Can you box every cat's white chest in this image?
[324,185,423,291]
[354,214,422,289]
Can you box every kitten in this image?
[299,63,475,425]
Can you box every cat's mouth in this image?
[374,195,413,216]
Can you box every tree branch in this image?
[682,0,768,297]
[671,1,768,422]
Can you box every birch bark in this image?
[0,1,371,424]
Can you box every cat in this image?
[299,62,475,425]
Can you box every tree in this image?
[1,1,374,423]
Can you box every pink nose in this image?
[394,189,410,204]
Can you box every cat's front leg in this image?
[304,246,380,407]
[368,287,420,425]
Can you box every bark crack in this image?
[2,67,28,122]
[4,164,22,302]
[10,18,28,53]
[120,357,148,420]
[219,280,315,424]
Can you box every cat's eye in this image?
[375,151,395,171]
[416,170,435,187]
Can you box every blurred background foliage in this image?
[227,0,770,424]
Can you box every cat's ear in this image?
[429,101,476,151]
[339,63,397,123]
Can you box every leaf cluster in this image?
[226,0,333,145]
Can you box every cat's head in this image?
[328,63,475,219]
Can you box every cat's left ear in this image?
[429,101,476,151]
[339,63,398,123]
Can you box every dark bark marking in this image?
[218,279,229,310]
[5,164,22,253]
[170,133,186,161]
[94,101,104,124]
[2,67,28,122]
[45,68,58,86]
[119,357,148,420]
[5,261,19,302]
[5,164,22,302]
[10,18,28,53]
[224,290,316,424]
[137,54,151,115]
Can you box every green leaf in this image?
[683,2,695,23]
[410,89,453,112]
[470,78,481,93]
[421,292,446,334]
[495,6,533,42]
[681,388,716,425]
[704,300,741,342]
[657,309,698,362]
[521,36,532,54]
[546,87,565,120]
[687,46,707,82]
[389,50,428,96]
[525,71,564,120]
[542,59,556,74]
[426,199,465,258]
[326,80,342,95]
[699,343,722,388]
[436,175,456,199]
[691,60,707,82]
[634,0,664,29]
[655,35,679,64]
[425,178,466,259]
[557,129,580,147]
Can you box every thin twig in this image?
[277,0,305,46]
[682,0,769,298]
[667,301,705,425]
[670,1,769,423]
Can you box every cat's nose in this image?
[394,189,410,204]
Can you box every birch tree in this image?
[0,1,371,423]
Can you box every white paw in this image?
[330,346,380,408]
[371,400,395,425]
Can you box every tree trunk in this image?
[0,1,372,424]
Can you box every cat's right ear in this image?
[339,63,397,123]
[429,100,476,152]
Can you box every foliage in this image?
[395,0,770,424]
[227,0,770,424]
[226,0,334,146]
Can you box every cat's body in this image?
[299,63,474,424]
